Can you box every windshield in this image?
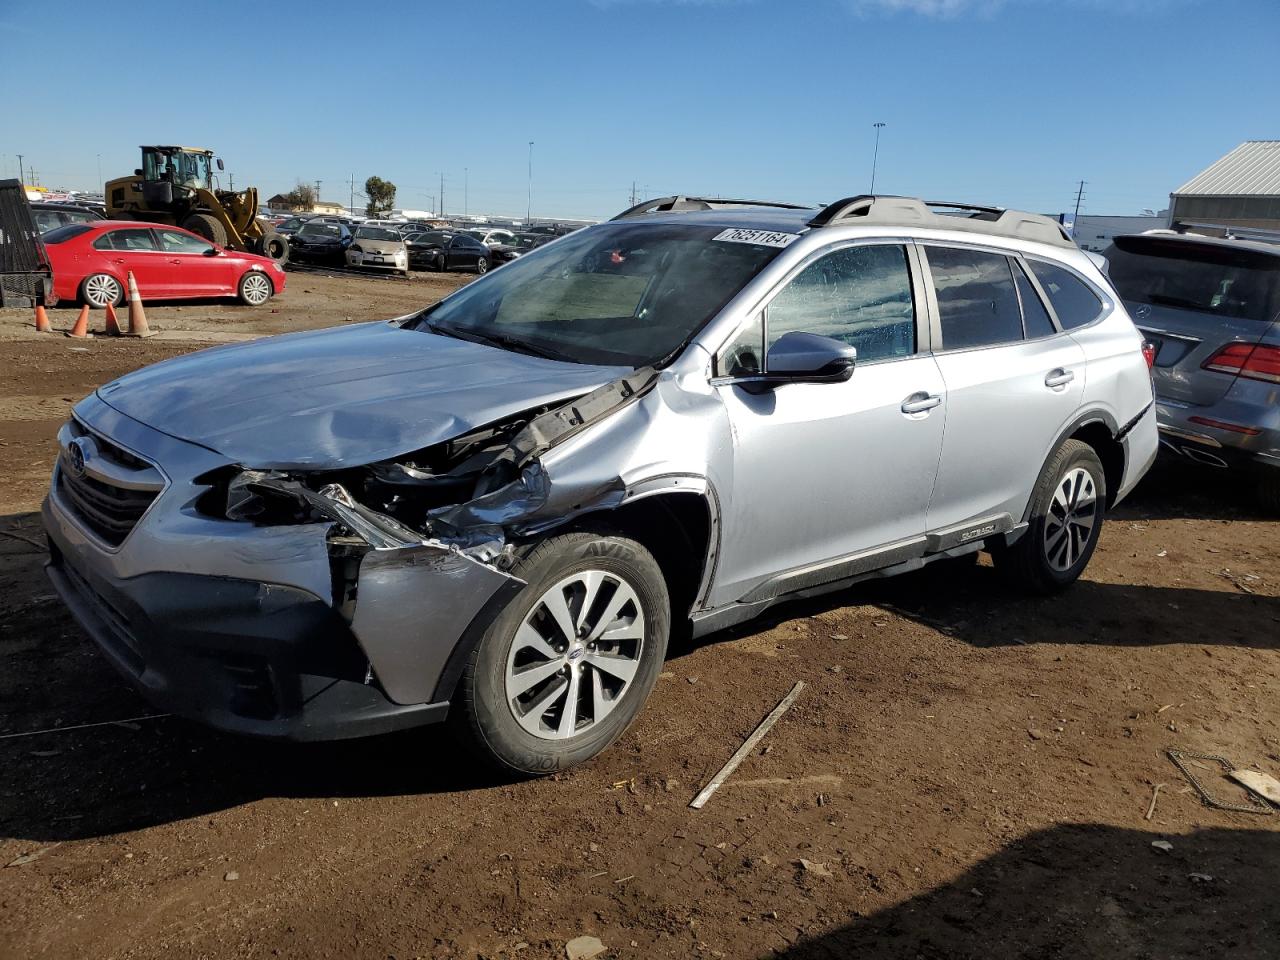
[299,223,341,237]
[356,227,402,241]
[1106,236,1280,323]
[412,222,785,366]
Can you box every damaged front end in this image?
[206,369,659,705]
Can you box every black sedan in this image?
[30,202,104,234]
[289,221,353,265]
[405,231,491,273]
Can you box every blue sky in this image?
[2,0,1276,220]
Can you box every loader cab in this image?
[139,147,218,207]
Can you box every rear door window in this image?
[925,247,1024,350]
[1027,260,1104,329]
[93,228,159,252]
[766,244,916,363]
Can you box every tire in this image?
[992,439,1106,594]
[80,273,123,309]
[181,212,228,247]
[453,531,670,776]
[237,270,274,306]
[258,230,290,266]
[434,253,446,272]
[476,256,489,274]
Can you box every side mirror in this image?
[203,246,219,256]
[216,158,225,171]
[762,331,856,385]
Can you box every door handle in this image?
[1044,368,1076,388]
[113,258,127,264]
[901,392,942,415]
[170,258,182,264]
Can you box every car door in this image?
[921,243,1087,533]
[710,241,947,605]
[155,228,229,297]
[91,227,169,297]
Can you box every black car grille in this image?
[57,422,161,547]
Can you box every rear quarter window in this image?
[1027,260,1103,330]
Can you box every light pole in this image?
[17,154,24,187]
[527,141,534,224]
[96,153,102,189]
[464,167,468,217]
[870,122,886,194]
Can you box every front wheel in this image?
[237,270,274,306]
[475,256,489,274]
[991,439,1106,594]
[434,253,446,272]
[453,532,670,776]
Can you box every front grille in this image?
[60,558,145,675]
[57,470,158,546]
[57,421,162,547]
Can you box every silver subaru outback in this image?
[43,194,1158,774]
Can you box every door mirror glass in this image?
[203,246,219,256]
[765,331,856,383]
[216,158,225,171]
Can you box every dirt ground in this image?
[1,273,1277,960]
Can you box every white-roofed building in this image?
[1170,140,1280,230]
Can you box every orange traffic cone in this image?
[66,305,91,339]
[33,304,52,332]
[104,301,122,336]
[125,272,154,338]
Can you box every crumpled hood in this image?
[95,321,628,469]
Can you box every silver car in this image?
[346,226,410,276]
[1102,231,1280,510]
[43,194,1158,774]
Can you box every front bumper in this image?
[40,394,522,739]
[346,253,407,271]
[44,522,446,739]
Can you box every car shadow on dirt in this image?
[772,823,1278,959]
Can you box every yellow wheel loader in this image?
[105,146,288,264]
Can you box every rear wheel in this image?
[237,270,273,306]
[453,532,670,776]
[992,439,1106,594]
[182,212,228,247]
[81,273,123,308]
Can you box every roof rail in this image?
[611,196,812,221]
[808,194,1076,249]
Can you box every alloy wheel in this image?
[241,273,272,305]
[1043,466,1098,572]
[504,570,646,740]
[84,274,120,308]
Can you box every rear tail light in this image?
[1187,416,1262,436]
[1141,341,1156,369]
[1201,342,1280,383]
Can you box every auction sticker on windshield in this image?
[712,228,799,248]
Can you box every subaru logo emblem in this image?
[568,647,585,660]
[66,437,89,480]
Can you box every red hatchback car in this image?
[43,221,286,308]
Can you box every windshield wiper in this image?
[453,328,577,363]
